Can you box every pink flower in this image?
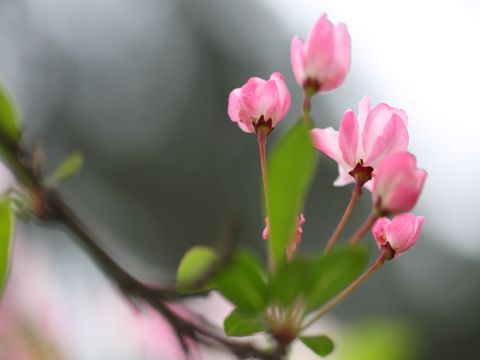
[372,213,425,259]
[373,152,427,214]
[262,214,306,259]
[311,96,408,188]
[228,72,291,134]
[291,14,351,92]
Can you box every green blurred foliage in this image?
[300,335,334,357]
[0,85,20,142]
[336,319,422,360]
[0,198,14,297]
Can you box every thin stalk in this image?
[258,131,274,270]
[257,132,269,212]
[350,211,379,246]
[302,255,385,330]
[324,183,362,254]
[302,90,312,123]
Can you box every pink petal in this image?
[356,96,371,132]
[386,213,417,251]
[240,76,266,117]
[227,88,242,123]
[311,127,344,166]
[236,119,255,133]
[290,36,307,86]
[228,88,254,133]
[262,217,269,240]
[363,179,374,192]
[404,216,425,250]
[362,103,408,159]
[372,217,391,249]
[333,164,354,187]
[382,169,427,213]
[338,110,359,167]
[257,79,279,121]
[373,152,427,214]
[305,14,334,81]
[269,72,291,123]
[321,23,351,91]
[365,114,409,167]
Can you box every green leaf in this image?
[0,85,20,142]
[176,246,218,294]
[214,250,268,311]
[337,320,420,360]
[224,308,266,337]
[0,198,14,298]
[306,247,369,311]
[269,257,315,308]
[47,151,84,186]
[300,335,335,357]
[267,120,317,267]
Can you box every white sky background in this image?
[260,0,480,258]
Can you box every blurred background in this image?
[0,0,479,359]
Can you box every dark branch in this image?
[0,135,282,360]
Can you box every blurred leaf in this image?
[267,120,317,267]
[337,320,421,360]
[224,308,266,337]
[269,257,315,308]
[47,151,84,186]
[176,246,218,293]
[0,85,20,142]
[306,246,369,311]
[300,335,334,357]
[214,249,268,311]
[0,198,14,298]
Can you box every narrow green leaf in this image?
[47,151,84,185]
[306,247,369,311]
[224,308,266,337]
[269,257,315,308]
[0,85,20,142]
[267,120,317,267]
[176,246,218,294]
[301,335,335,357]
[214,250,268,311]
[0,198,14,298]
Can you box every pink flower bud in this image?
[372,213,424,258]
[291,14,351,92]
[373,152,427,214]
[228,72,291,134]
[262,214,306,259]
[311,96,408,188]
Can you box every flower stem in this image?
[257,132,269,211]
[324,182,362,254]
[302,255,385,330]
[257,131,274,269]
[302,90,312,123]
[350,211,379,246]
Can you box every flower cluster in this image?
[227,13,427,260]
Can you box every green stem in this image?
[302,255,385,330]
[324,183,362,254]
[350,211,379,246]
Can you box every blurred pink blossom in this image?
[372,152,427,215]
[372,213,425,258]
[312,96,408,189]
[228,72,291,133]
[0,235,192,359]
[290,14,350,92]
